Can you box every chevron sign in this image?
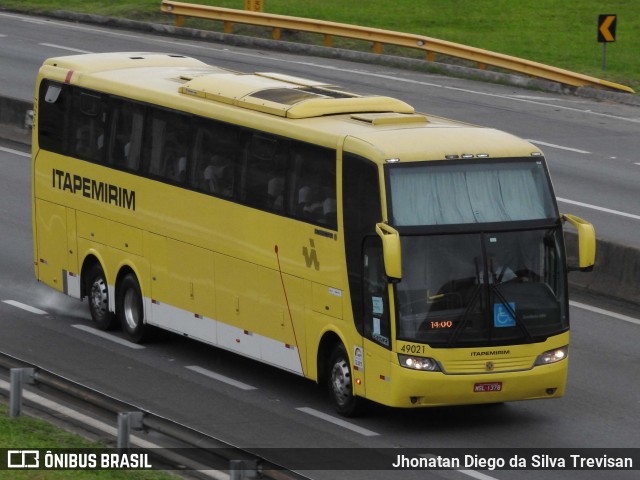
[598,14,617,43]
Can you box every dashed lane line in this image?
[185,365,257,391]
[296,406,380,437]
[71,324,146,350]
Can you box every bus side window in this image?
[190,120,239,199]
[363,237,391,349]
[241,134,282,210]
[38,81,70,154]
[71,90,107,163]
[290,144,337,230]
[163,134,188,183]
[108,99,143,171]
[142,109,192,184]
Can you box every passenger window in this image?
[241,134,288,211]
[142,109,192,184]
[108,99,144,171]
[290,144,337,230]
[190,120,239,199]
[71,91,107,163]
[38,81,71,154]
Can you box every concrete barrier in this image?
[566,233,640,304]
[1,93,637,308]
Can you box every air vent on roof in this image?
[351,113,428,125]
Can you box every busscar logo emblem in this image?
[486,361,494,371]
[302,239,320,270]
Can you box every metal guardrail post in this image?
[244,0,264,13]
[24,110,33,129]
[9,368,35,418]
[117,411,144,449]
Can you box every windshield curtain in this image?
[396,229,567,347]
[388,159,557,226]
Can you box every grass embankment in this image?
[0,403,177,479]
[1,0,638,91]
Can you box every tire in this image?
[86,264,117,330]
[327,344,362,417]
[116,273,147,343]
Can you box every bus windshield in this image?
[387,158,566,347]
[396,228,567,347]
[388,158,557,226]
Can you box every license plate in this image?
[474,382,502,392]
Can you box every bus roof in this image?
[39,52,542,162]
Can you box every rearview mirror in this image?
[375,223,402,281]
[562,214,596,272]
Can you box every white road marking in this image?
[72,324,146,349]
[2,300,47,315]
[457,470,501,480]
[570,301,640,326]
[527,140,591,154]
[39,43,93,54]
[296,407,380,436]
[418,453,501,480]
[557,198,640,221]
[18,18,50,25]
[185,365,257,390]
[0,146,30,158]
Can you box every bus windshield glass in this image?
[388,158,557,226]
[396,229,567,346]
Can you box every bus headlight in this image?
[398,354,441,371]
[534,346,568,366]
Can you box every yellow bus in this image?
[32,52,595,415]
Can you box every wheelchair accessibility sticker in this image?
[494,303,516,327]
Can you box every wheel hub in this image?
[331,359,352,405]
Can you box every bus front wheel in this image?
[328,344,362,417]
[116,273,146,343]
[86,264,117,330]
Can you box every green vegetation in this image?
[0,404,177,479]
[1,0,638,90]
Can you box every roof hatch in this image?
[179,72,414,118]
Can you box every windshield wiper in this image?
[447,282,482,347]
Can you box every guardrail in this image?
[160,0,634,94]
[0,352,305,480]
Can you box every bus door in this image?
[341,147,393,401]
[361,237,394,402]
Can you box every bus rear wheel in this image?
[328,344,362,417]
[116,273,146,343]
[86,264,117,330]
